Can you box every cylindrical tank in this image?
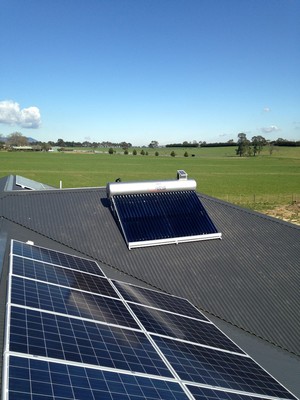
[107,179,197,198]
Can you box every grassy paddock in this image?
[0,147,299,210]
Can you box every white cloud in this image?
[263,107,271,112]
[0,100,41,128]
[261,125,280,133]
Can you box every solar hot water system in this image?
[106,170,222,249]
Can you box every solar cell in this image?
[114,280,208,321]
[11,276,139,329]
[151,335,295,399]
[112,191,221,248]
[12,241,103,276]
[10,306,173,377]
[12,255,117,297]
[8,356,189,400]
[128,303,244,354]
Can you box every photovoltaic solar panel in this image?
[2,240,297,400]
[11,276,139,329]
[114,280,209,321]
[12,255,118,297]
[128,303,244,354]
[111,191,221,248]
[151,335,292,399]
[8,356,189,400]
[12,240,104,276]
[10,306,172,377]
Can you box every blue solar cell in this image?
[114,281,208,321]
[113,191,219,245]
[10,306,172,377]
[151,335,295,399]
[12,255,118,297]
[128,303,244,354]
[12,241,103,276]
[9,356,189,399]
[11,276,139,329]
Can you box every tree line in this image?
[1,132,299,153]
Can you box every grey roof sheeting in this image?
[1,185,299,358]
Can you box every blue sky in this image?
[1,0,299,146]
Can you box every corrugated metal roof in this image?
[0,185,299,357]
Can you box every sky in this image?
[0,0,299,146]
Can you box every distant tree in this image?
[108,148,114,155]
[132,149,137,155]
[236,133,250,157]
[40,142,51,151]
[149,140,159,148]
[145,151,148,155]
[124,149,128,155]
[155,151,159,156]
[170,151,176,157]
[56,138,66,147]
[184,151,189,157]
[0,134,5,149]
[140,149,145,155]
[267,142,274,155]
[7,132,29,146]
[251,135,266,156]
[120,141,132,149]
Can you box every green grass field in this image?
[1,146,299,210]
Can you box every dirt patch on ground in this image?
[259,202,300,226]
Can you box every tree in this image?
[140,149,145,155]
[56,138,66,147]
[132,149,137,155]
[184,151,189,157]
[149,140,158,148]
[0,134,5,149]
[170,151,176,157]
[108,148,114,155]
[267,141,274,155]
[251,136,266,156]
[155,151,159,156]
[7,132,29,146]
[124,149,128,155]
[236,133,250,157]
[40,142,51,151]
